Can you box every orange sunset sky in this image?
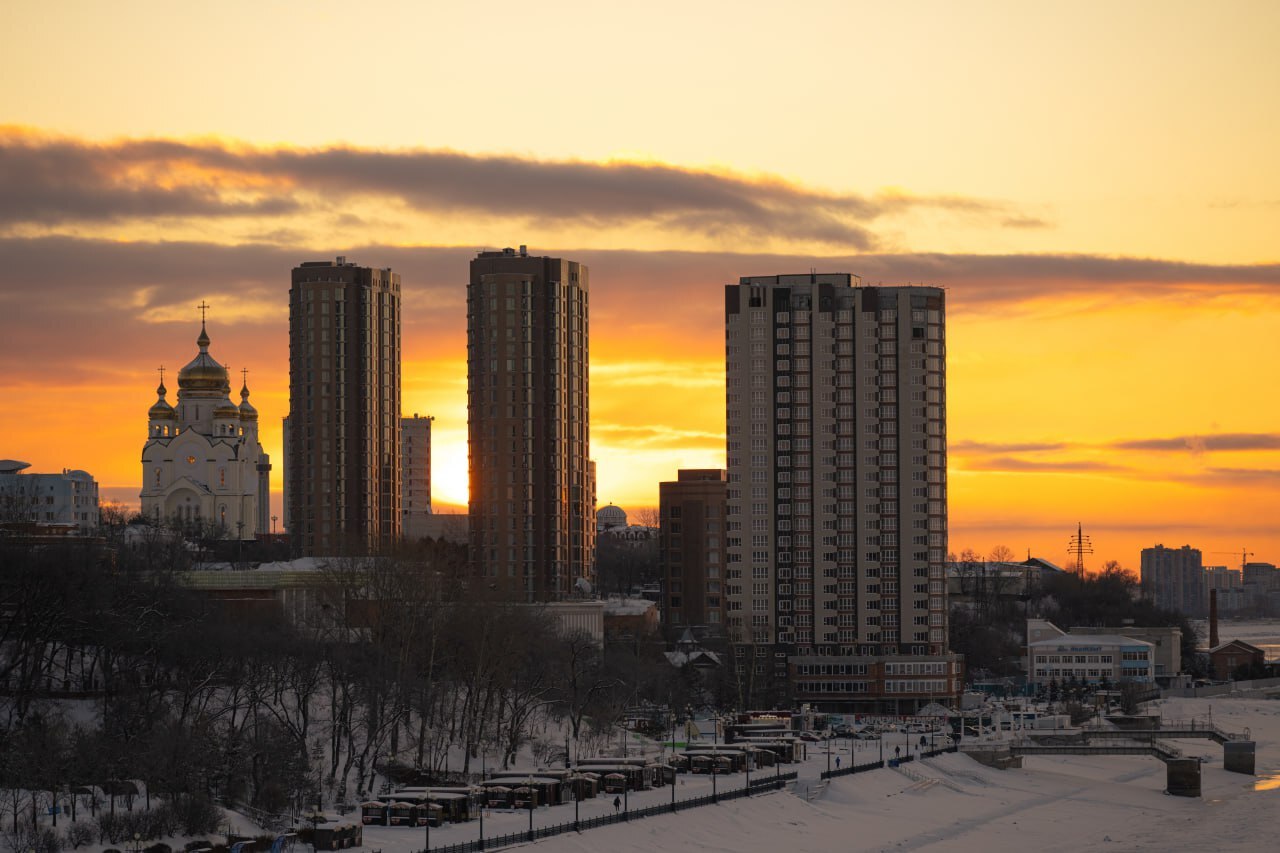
[2,1,1277,570]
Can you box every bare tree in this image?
[987,544,1016,563]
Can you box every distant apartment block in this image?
[287,258,401,555]
[1205,565,1246,614]
[723,274,959,712]
[402,414,433,540]
[0,459,99,534]
[1141,544,1206,616]
[468,247,594,601]
[659,469,729,635]
[1242,562,1280,614]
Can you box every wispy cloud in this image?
[592,362,723,389]
[0,129,1046,249]
[959,456,1129,474]
[1111,433,1280,453]
[1204,467,1280,481]
[950,440,1071,453]
[592,422,725,450]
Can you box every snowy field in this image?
[343,695,1280,853]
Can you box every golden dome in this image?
[177,321,229,393]
[149,382,176,420]
[238,381,259,421]
[214,379,240,418]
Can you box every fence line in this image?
[419,772,799,853]
[818,744,958,781]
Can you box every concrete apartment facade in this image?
[659,469,729,636]
[0,460,99,534]
[467,247,594,602]
[402,413,433,540]
[1141,544,1206,617]
[723,275,959,712]
[287,258,401,555]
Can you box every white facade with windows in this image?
[1028,634,1155,685]
[140,319,270,539]
[0,460,99,533]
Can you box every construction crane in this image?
[1210,549,1254,571]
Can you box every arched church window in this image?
[154,467,161,486]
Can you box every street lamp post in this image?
[478,751,486,851]
[526,775,534,841]
[711,746,717,803]
[745,750,751,796]
[423,795,430,853]
[670,710,678,812]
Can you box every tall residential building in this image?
[724,275,960,712]
[1140,544,1206,616]
[1,460,99,534]
[659,469,729,636]
[287,257,401,556]
[402,413,433,540]
[141,317,269,538]
[467,246,593,602]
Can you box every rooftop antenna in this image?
[1068,522,1093,575]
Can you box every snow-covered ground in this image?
[341,695,1280,853]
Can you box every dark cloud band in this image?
[0,131,1047,247]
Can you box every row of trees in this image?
[0,530,716,838]
[948,556,1204,680]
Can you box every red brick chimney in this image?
[1209,588,1219,648]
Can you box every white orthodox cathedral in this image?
[141,317,271,538]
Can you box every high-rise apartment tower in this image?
[287,257,401,555]
[402,413,433,540]
[724,274,960,712]
[468,247,594,601]
[1140,544,1206,616]
[660,469,729,636]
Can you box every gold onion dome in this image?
[238,381,258,420]
[149,382,176,419]
[214,377,239,418]
[177,321,229,392]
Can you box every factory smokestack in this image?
[1209,588,1219,649]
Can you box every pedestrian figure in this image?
[835,757,841,769]
[613,796,621,814]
